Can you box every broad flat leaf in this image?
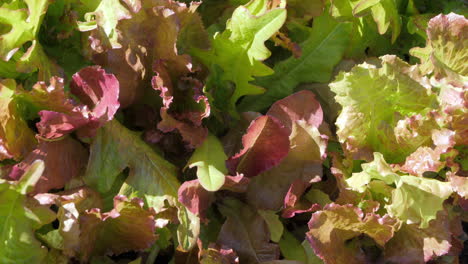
[239,12,352,112]
[328,1,393,59]
[329,55,438,163]
[83,119,199,250]
[218,199,280,264]
[84,119,179,211]
[187,134,227,191]
[279,231,305,262]
[407,14,434,39]
[9,137,88,193]
[306,203,396,264]
[247,91,327,210]
[194,0,287,115]
[0,79,36,160]
[0,161,48,263]
[176,202,201,251]
[227,115,290,177]
[177,174,251,219]
[266,90,324,134]
[410,13,468,81]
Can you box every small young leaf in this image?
[188,134,227,192]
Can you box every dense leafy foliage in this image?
[0,0,467,263]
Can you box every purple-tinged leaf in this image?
[306,203,396,264]
[9,137,88,193]
[227,115,290,177]
[79,196,157,261]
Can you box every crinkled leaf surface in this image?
[383,212,453,263]
[37,66,120,139]
[346,153,454,228]
[306,203,396,264]
[330,55,438,163]
[0,1,467,263]
[79,196,156,261]
[9,137,88,193]
[387,175,453,228]
[410,13,468,80]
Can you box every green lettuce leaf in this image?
[0,0,60,80]
[187,134,227,191]
[387,175,453,228]
[0,160,49,264]
[0,0,48,60]
[346,153,454,228]
[77,0,132,50]
[279,230,323,264]
[239,11,352,112]
[84,120,179,209]
[328,1,394,59]
[353,0,401,42]
[84,119,199,250]
[193,0,287,115]
[330,55,438,163]
[331,0,401,42]
[258,210,283,243]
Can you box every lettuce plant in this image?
[0,0,466,263]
